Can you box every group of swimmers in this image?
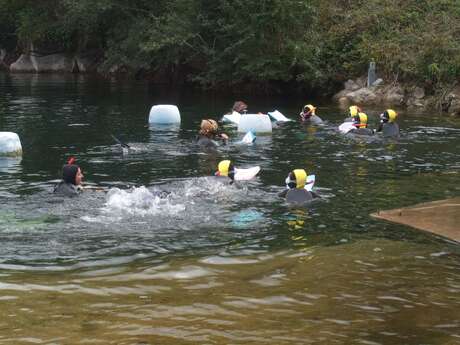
[54,102,400,204]
[299,103,400,138]
[341,105,400,137]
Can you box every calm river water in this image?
[0,74,459,344]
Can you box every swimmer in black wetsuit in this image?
[375,109,400,138]
[53,157,84,197]
[196,119,229,148]
[345,105,361,123]
[279,169,317,204]
[348,112,374,136]
[299,104,323,124]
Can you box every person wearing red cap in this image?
[53,157,84,196]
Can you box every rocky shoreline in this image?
[334,76,460,116]
[2,50,460,116]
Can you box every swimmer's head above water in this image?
[62,157,83,186]
[215,160,235,181]
[352,112,368,128]
[380,109,398,123]
[285,169,307,189]
[348,105,361,117]
[300,104,316,120]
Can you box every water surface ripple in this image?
[0,74,459,344]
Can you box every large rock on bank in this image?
[346,87,381,104]
[439,86,460,116]
[335,78,417,109]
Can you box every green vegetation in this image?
[1,0,460,93]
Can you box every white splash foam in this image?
[102,186,185,217]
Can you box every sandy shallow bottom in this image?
[0,238,459,344]
[371,198,460,242]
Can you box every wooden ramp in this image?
[371,198,460,242]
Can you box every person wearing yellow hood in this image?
[345,105,361,122]
[215,160,236,184]
[196,118,229,148]
[300,104,323,124]
[349,112,374,136]
[278,169,317,204]
[375,109,399,138]
[215,160,260,184]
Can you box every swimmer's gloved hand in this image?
[217,133,229,145]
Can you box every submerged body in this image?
[377,122,400,138]
[348,127,374,136]
[53,181,81,197]
[304,114,323,125]
[279,169,318,204]
[196,135,220,148]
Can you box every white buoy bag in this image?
[0,132,22,157]
[237,114,272,133]
[222,111,242,125]
[267,110,292,122]
[148,105,181,124]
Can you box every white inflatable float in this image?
[239,131,256,144]
[267,110,292,122]
[0,132,22,157]
[224,110,290,125]
[237,114,272,133]
[148,105,181,124]
[234,166,260,181]
[338,122,355,134]
[222,111,241,125]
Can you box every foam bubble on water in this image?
[182,177,235,199]
[200,256,259,265]
[102,186,185,217]
[148,265,214,280]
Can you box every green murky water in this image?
[0,73,459,344]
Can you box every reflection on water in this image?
[0,239,459,344]
[0,74,459,344]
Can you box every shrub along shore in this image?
[1,0,460,111]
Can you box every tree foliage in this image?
[0,0,459,92]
